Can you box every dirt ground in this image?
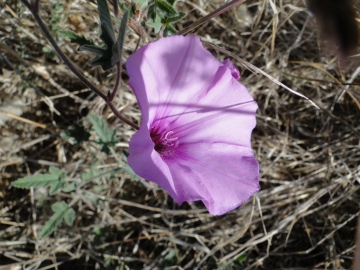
[1,0,359,269]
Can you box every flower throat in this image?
[150,128,178,157]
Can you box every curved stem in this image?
[107,101,139,130]
[20,0,139,130]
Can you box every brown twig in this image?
[178,0,247,35]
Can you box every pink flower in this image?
[126,35,259,215]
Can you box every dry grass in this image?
[1,0,359,269]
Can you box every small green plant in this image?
[145,0,186,35]
[88,113,117,153]
[11,114,127,238]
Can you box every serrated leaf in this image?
[62,182,77,193]
[156,0,177,15]
[49,180,66,195]
[89,114,116,152]
[12,174,58,189]
[59,30,94,46]
[63,207,75,226]
[49,167,64,177]
[89,114,115,142]
[40,201,75,238]
[81,165,119,182]
[11,167,66,195]
[51,201,67,212]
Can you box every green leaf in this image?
[89,114,116,153]
[11,167,66,195]
[84,191,100,205]
[112,11,128,65]
[79,6,129,70]
[133,0,150,10]
[97,0,115,42]
[40,201,75,238]
[59,30,94,46]
[146,13,162,33]
[79,38,114,70]
[63,207,75,226]
[62,182,77,193]
[89,114,115,142]
[164,249,177,260]
[79,44,106,55]
[118,2,127,12]
[164,11,186,24]
[156,0,177,15]
[81,168,98,182]
[236,254,247,265]
[147,3,157,21]
[49,180,66,196]
[51,200,67,212]
[35,193,46,208]
[164,23,177,36]
[146,0,184,35]
[80,164,120,183]
[49,167,65,177]
[79,0,116,70]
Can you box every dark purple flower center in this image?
[150,129,178,157]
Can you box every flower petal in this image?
[126,35,222,126]
[164,65,257,148]
[167,142,259,215]
[127,125,178,200]
[126,35,260,215]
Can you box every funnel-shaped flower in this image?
[126,35,259,215]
